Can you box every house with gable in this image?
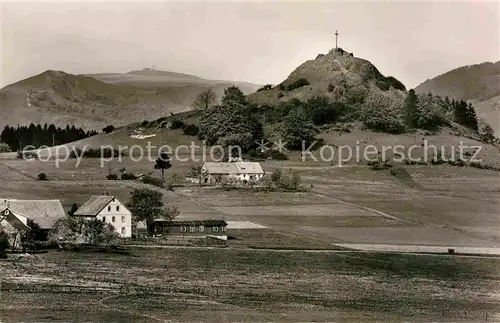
[201,159,264,184]
[73,195,132,238]
[0,199,66,247]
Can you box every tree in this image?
[126,188,179,236]
[48,217,119,245]
[49,217,85,244]
[480,124,496,143]
[68,202,79,216]
[0,228,9,258]
[453,100,478,130]
[102,125,115,134]
[277,169,301,191]
[193,88,217,110]
[154,152,171,185]
[305,96,344,125]
[404,89,418,127]
[404,93,447,130]
[37,173,48,181]
[198,86,264,153]
[361,89,405,134]
[84,219,119,245]
[221,86,247,106]
[21,219,44,252]
[280,107,318,150]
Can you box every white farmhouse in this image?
[201,161,264,184]
[74,195,132,238]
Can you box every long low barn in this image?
[201,161,264,184]
[152,214,228,239]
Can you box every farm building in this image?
[73,195,132,238]
[0,199,66,247]
[152,214,228,240]
[201,161,264,184]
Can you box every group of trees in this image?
[191,83,487,154]
[404,91,478,131]
[197,86,264,154]
[0,124,98,151]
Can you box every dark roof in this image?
[155,219,227,226]
[0,199,66,229]
[74,195,114,216]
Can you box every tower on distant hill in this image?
[335,30,339,49]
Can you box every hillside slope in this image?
[249,47,406,105]
[0,69,261,131]
[415,62,500,136]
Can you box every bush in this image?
[0,143,11,153]
[106,173,118,180]
[270,150,288,160]
[37,172,48,181]
[169,172,185,185]
[17,150,38,160]
[141,120,149,126]
[170,119,185,130]
[182,124,199,136]
[390,167,416,187]
[70,147,125,158]
[257,84,273,92]
[361,90,405,134]
[120,172,137,180]
[480,124,496,143]
[140,175,164,188]
[277,92,284,99]
[102,125,115,134]
[271,169,282,182]
[285,78,310,91]
[368,158,392,170]
[276,169,301,191]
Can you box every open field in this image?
[1,248,499,322]
[0,155,499,249]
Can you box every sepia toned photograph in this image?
[0,1,499,322]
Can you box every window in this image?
[121,227,125,234]
[102,216,106,222]
[108,206,111,212]
[222,226,227,232]
[199,225,204,232]
[180,226,187,232]
[116,205,120,211]
[121,216,125,223]
[212,226,219,232]
[189,226,196,232]
[112,216,115,222]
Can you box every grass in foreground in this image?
[1,248,499,322]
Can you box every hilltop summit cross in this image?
[335,30,339,49]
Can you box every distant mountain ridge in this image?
[0,68,261,131]
[415,61,500,136]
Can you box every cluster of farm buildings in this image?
[0,161,264,246]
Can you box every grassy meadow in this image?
[1,247,499,322]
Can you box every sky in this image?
[1,1,498,89]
